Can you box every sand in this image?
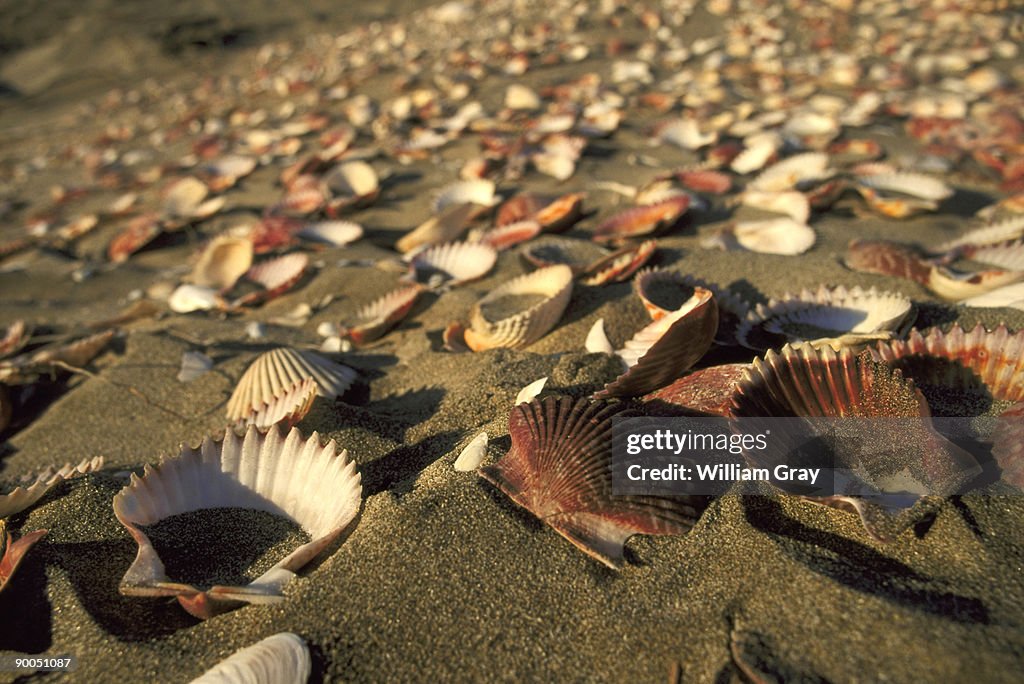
[1,0,1024,681]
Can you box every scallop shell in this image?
[730,218,816,255]
[233,253,309,307]
[642,363,750,417]
[226,347,357,423]
[580,240,657,285]
[736,285,915,351]
[190,632,311,684]
[108,213,162,263]
[926,264,1024,301]
[201,155,257,192]
[0,457,104,518]
[519,237,607,275]
[844,239,932,284]
[598,287,718,398]
[870,324,1024,404]
[339,284,424,346]
[739,191,811,224]
[298,220,364,247]
[962,240,1024,271]
[856,172,953,202]
[113,425,361,619]
[478,396,704,568]
[396,202,478,254]
[962,282,1024,310]
[747,152,832,193]
[674,169,733,195]
[191,236,253,291]
[243,376,317,430]
[654,118,717,150]
[475,220,542,251]
[464,265,573,351]
[324,161,380,207]
[592,196,689,244]
[0,522,47,595]
[534,192,585,233]
[407,241,497,287]
[936,216,1024,253]
[432,179,498,214]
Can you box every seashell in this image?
[323,161,380,208]
[454,432,488,472]
[936,216,1024,253]
[844,239,932,284]
[464,265,573,351]
[827,139,883,165]
[531,152,576,181]
[580,240,658,285]
[298,220,364,247]
[505,84,541,111]
[962,282,1024,310]
[163,177,210,219]
[168,284,223,313]
[730,133,782,174]
[673,169,733,195]
[642,363,751,417]
[730,344,980,541]
[338,284,423,346]
[960,240,1024,271]
[782,111,840,146]
[190,632,311,684]
[739,191,810,224]
[432,179,498,215]
[926,265,1024,301]
[515,377,547,406]
[226,347,357,423]
[396,202,478,254]
[736,285,915,351]
[592,196,689,244]
[856,172,954,202]
[654,118,717,150]
[114,425,361,618]
[233,253,309,307]
[479,396,703,568]
[496,193,543,226]
[244,377,317,430]
[747,152,832,193]
[520,237,606,275]
[585,318,613,355]
[248,216,303,254]
[871,324,1024,405]
[201,155,257,192]
[598,288,717,398]
[633,268,702,320]
[108,213,162,263]
[0,522,47,595]
[407,241,497,287]
[705,218,815,256]
[0,331,115,384]
[474,220,541,251]
[276,181,327,216]
[0,320,31,359]
[177,351,213,382]
[190,236,253,291]
[0,457,104,518]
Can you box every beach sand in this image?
[1,0,1024,681]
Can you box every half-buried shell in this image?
[113,425,361,618]
[464,265,573,351]
[478,396,704,568]
[226,347,357,423]
[190,632,311,684]
[0,457,104,518]
[338,284,424,346]
[642,363,751,417]
[736,285,915,351]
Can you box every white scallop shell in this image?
[190,632,311,684]
[407,241,497,287]
[962,283,1024,311]
[968,241,1024,271]
[324,161,379,199]
[191,236,253,290]
[113,425,361,619]
[177,351,213,383]
[736,285,914,350]
[617,291,708,369]
[0,457,104,518]
[299,220,364,246]
[432,179,498,214]
[465,265,574,350]
[709,218,815,255]
[857,172,953,202]
[244,377,318,430]
[454,432,488,472]
[747,152,832,193]
[739,191,811,224]
[226,347,357,422]
[245,253,309,292]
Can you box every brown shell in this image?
[580,239,657,285]
[591,196,689,244]
[478,396,704,568]
[598,288,718,398]
[108,213,162,263]
[642,363,750,417]
[476,220,542,251]
[233,253,309,307]
[844,239,933,284]
[339,284,424,345]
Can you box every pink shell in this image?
[339,284,424,345]
[580,240,658,285]
[591,196,690,244]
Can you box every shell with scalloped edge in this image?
[462,265,573,351]
[339,284,424,346]
[406,241,497,287]
[0,457,104,518]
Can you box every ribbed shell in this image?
[0,457,104,518]
[747,152,831,193]
[432,179,497,213]
[233,253,310,307]
[962,282,1024,310]
[465,265,573,351]
[478,396,703,568]
[520,237,607,275]
[936,216,1024,253]
[964,240,1024,271]
[592,196,689,243]
[598,288,718,398]
[396,202,478,254]
[408,241,497,286]
[580,240,657,285]
[730,218,816,255]
[226,348,357,422]
[299,220,364,246]
[476,220,541,251]
[736,285,914,351]
[642,363,750,417]
[857,172,953,201]
[190,633,311,684]
[113,425,361,619]
[243,377,317,430]
[339,284,424,345]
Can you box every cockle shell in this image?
[339,284,424,346]
[580,240,658,285]
[0,457,104,518]
[298,220,364,247]
[736,285,915,351]
[857,173,954,203]
[936,216,1024,253]
[323,161,380,208]
[474,220,541,251]
[962,283,1024,310]
[479,396,704,568]
[598,288,717,398]
[592,196,689,244]
[747,152,832,193]
[233,253,310,307]
[407,241,497,287]
[114,425,361,619]
[0,521,47,595]
[432,179,498,214]
[243,377,318,430]
[463,265,573,351]
[226,347,357,423]
[190,632,311,684]
[190,236,253,291]
[673,169,733,195]
[705,218,816,256]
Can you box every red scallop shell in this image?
[642,363,750,417]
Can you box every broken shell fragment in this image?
[585,318,614,355]
[479,396,704,568]
[515,377,548,406]
[464,265,573,351]
[168,284,224,313]
[642,364,750,417]
[339,284,424,346]
[454,432,488,472]
[190,632,311,684]
[0,457,104,518]
[226,347,357,423]
[747,152,832,193]
[113,425,361,618]
[0,521,47,595]
[432,179,498,214]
